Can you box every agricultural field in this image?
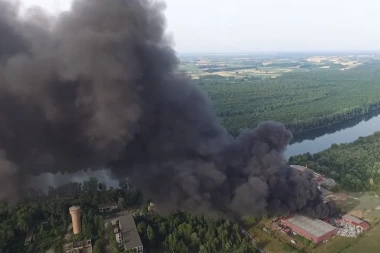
[178,53,373,80]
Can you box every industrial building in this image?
[342,214,369,231]
[290,165,336,189]
[69,206,81,235]
[64,239,92,253]
[98,203,119,213]
[105,214,143,253]
[281,215,337,244]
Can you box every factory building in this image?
[64,239,92,253]
[281,215,337,244]
[98,203,119,213]
[342,214,369,231]
[105,214,143,253]
[69,206,81,235]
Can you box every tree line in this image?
[289,131,380,192]
[135,212,257,253]
[197,62,380,135]
[0,177,142,253]
[0,177,257,253]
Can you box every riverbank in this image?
[287,101,380,135]
[286,109,380,157]
[289,132,380,192]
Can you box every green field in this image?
[312,236,356,253]
[341,222,380,253]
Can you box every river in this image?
[285,110,380,158]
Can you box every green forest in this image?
[197,63,380,135]
[289,131,380,192]
[0,177,256,253]
[136,212,256,253]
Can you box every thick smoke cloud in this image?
[0,0,335,218]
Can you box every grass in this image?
[335,193,380,222]
[312,236,356,253]
[341,222,380,253]
[336,196,361,213]
[249,227,285,253]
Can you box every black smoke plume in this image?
[0,0,335,218]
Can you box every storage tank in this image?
[69,206,81,234]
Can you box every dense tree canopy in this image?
[0,177,143,253]
[289,132,380,192]
[136,212,257,253]
[197,63,380,135]
[0,177,257,253]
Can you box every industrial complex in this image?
[271,165,371,247]
[281,215,337,244]
[61,205,144,253]
[21,165,372,252]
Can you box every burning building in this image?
[281,215,337,244]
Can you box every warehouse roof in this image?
[119,214,143,249]
[284,215,336,237]
[342,214,363,224]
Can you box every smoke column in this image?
[0,0,335,218]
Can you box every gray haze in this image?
[0,0,334,218]
[23,0,380,53]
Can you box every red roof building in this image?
[281,215,337,244]
[342,215,369,230]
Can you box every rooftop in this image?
[342,214,363,224]
[64,239,92,253]
[69,206,80,211]
[284,215,336,237]
[118,214,143,249]
[290,165,308,171]
[98,203,118,209]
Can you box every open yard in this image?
[329,192,380,222]
[312,236,356,253]
[341,222,380,253]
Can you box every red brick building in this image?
[342,214,370,231]
[281,215,337,244]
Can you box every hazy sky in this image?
[21,0,380,53]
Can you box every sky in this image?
[21,0,380,53]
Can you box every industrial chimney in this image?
[69,206,81,234]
